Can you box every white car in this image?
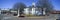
[35,11,42,16]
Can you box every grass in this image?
[25,14,45,17]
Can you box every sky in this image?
[0,0,60,10]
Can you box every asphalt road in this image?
[0,14,58,20]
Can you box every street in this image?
[0,14,58,20]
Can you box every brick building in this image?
[50,10,60,14]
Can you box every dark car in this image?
[18,14,25,17]
[13,13,17,16]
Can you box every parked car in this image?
[13,13,17,16]
[18,14,25,17]
[35,11,43,16]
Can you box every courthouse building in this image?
[23,2,46,16]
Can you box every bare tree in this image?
[36,0,53,15]
[13,2,26,16]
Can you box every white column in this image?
[43,8,46,15]
[32,8,34,15]
[0,10,1,14]
[34,8,35,15]
[25,8,29,14]
[32,8,35,15]
[17,9,20,17]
